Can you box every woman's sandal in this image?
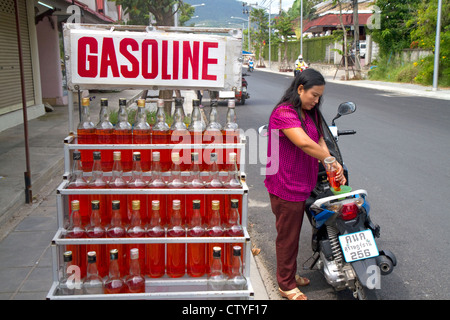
[295,275,310,287]
[279,287,308,300]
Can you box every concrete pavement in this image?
[0,64,448,300]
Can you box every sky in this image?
[257,0,297,13]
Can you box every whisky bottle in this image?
[226,246,246,290]
[207,246,226,291]
[115,98,133,171]
[125,248,146,293]
[133,98,151,171]
[77,97,95,171]
[82,251,104,294]
[104,249,126,294]
[95,98,114,171]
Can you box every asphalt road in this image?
[233,68,450,300]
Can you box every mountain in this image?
[184,0,248,28]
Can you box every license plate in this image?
[339,230,379,263]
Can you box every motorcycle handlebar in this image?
[338,130,356,136]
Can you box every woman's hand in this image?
[334,161,347,186]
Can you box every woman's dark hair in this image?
[273,68,326,137]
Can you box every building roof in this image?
[303,13,373,33]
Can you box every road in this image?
[232,68,450,300]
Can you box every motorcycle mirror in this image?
[332,102,356,125]
[258,124,268,137]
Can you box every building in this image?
[0,0,125,133]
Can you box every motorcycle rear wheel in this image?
[353,280,378,300]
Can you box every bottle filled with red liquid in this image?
[152,99,171,171]
[125,248,146,293]
[104,249,126,294]
[95,98,114,171]
[146,200,165,278]
[188,99,206,169]
[133,99,151,171]
[127,152,148,224]
[187,199,206,277]
[88,151,109,226]
[224,199,244,275]
[115,98,133,172]
[77,97,95,172]
[203,99,223,168]
[148,151,166,188]
[68,151,90,226]
[167,199,186,278]
[170,98,190,171]
[86,200,107,278]
[206,200,225,274]
[106,200,127,277]
[126,200,146,274]
[65,200,87,279]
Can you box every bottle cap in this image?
[137,99,145,108]
[71,200,80,211]
[192,199,201,209]
[152,151,160,161]
[212,200,220,210]
[111,200,120,210]
[233,245,242,256]
[130,248,139,260]
[113,151,121,161]
[152,200,160,210]
[100,98,108,106]
[213,246,222,258]
[132,200,140,210]
[109,249,119,260]
[87,251,97,263]
[133,152,141,161]
[63,251,73,262]
[210,153,217,162]
[191,152,199,162]
[227,99,235,108]
[172,199,181,210]
[231,199,239,208]
[82,97,90,106]
[171,152,180,162]
[119,98,126,106]
[73,151,81,160]
[93,151,101,160]
[91,200,100,210]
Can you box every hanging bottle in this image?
[203,99,223,169]
[146,200,165,278]
[148,151,166,188]
[106,200,126,277]
[206,200,225,274]
[223,152,241,189]
[167,199,186,278]
[88,151,109,226]
[152,99,171,171]
[86,200,107,278]
[82,251,104,294]
[225,199,244,275]
[65,200,87,279]
[187,199,206,277]
[77,97,95,172]
[95,98,114,171]
[126,200,146,274]
[115,98,133,171]
[125,248,146,293]
[168,151,185,189]
[226,246,246,290]
[68,151,90,226]
[133,98,151,171]
[207,246,226,291]
[170,98,190,171]
[127,152,148,224]
[107,151,128,224]
[104,249,126,294]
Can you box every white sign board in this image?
[63,24,242,91]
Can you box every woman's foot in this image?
[279,287,308,300]
[295,275,310,287]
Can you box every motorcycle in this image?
[235,76,249,105]
[248,61,254,72]
[259,102,397,300]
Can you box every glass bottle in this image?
[88,151,109,226]
[223,152,241,189]
[115,98,133,171]
[65,200,87,279]
[225,199,244,274]
[146,200,165,278]
[106,200,126,277]
[104,249,126,294]
[67,151,90,226]
[167,152,185,189]
[77,97,95,172]
[205,153,223,188]
[86,200,107,278]
[186,152,204,189]
[107,151,128,225]
[207,246,226,291]
[223,99,239,172]
[167,199,186,278]
[207,200,225,274]
[133,98,151,171]
[170,98,190,171]
[126,200,146,274]
[82,251,104,294]
[127,152,148,224]
[203,99,223,168]
[226,246,246,290]
[152,99,171,171]
[187,199,206,277]
[95,98,114,171]
[125,248,146,293]
[148,151,166,188]
[58,251,76,295]
[188,99,206,169]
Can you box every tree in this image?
[250,8,269,67]
[273,11,294,71]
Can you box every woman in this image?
[264,69,346,300]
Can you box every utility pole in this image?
[353,0,362,78]
[432,0,443,91]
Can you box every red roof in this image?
[303,13,372,33]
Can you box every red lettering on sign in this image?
[173,41,179,80]
[78,37,98,78]
[142,39,158,79]
[162,40,171,80]
[202,42,218,81]
[100,37,119,78]
[183,41,199,80]
[120,38,139,78]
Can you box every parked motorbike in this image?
[235,76,249,105]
